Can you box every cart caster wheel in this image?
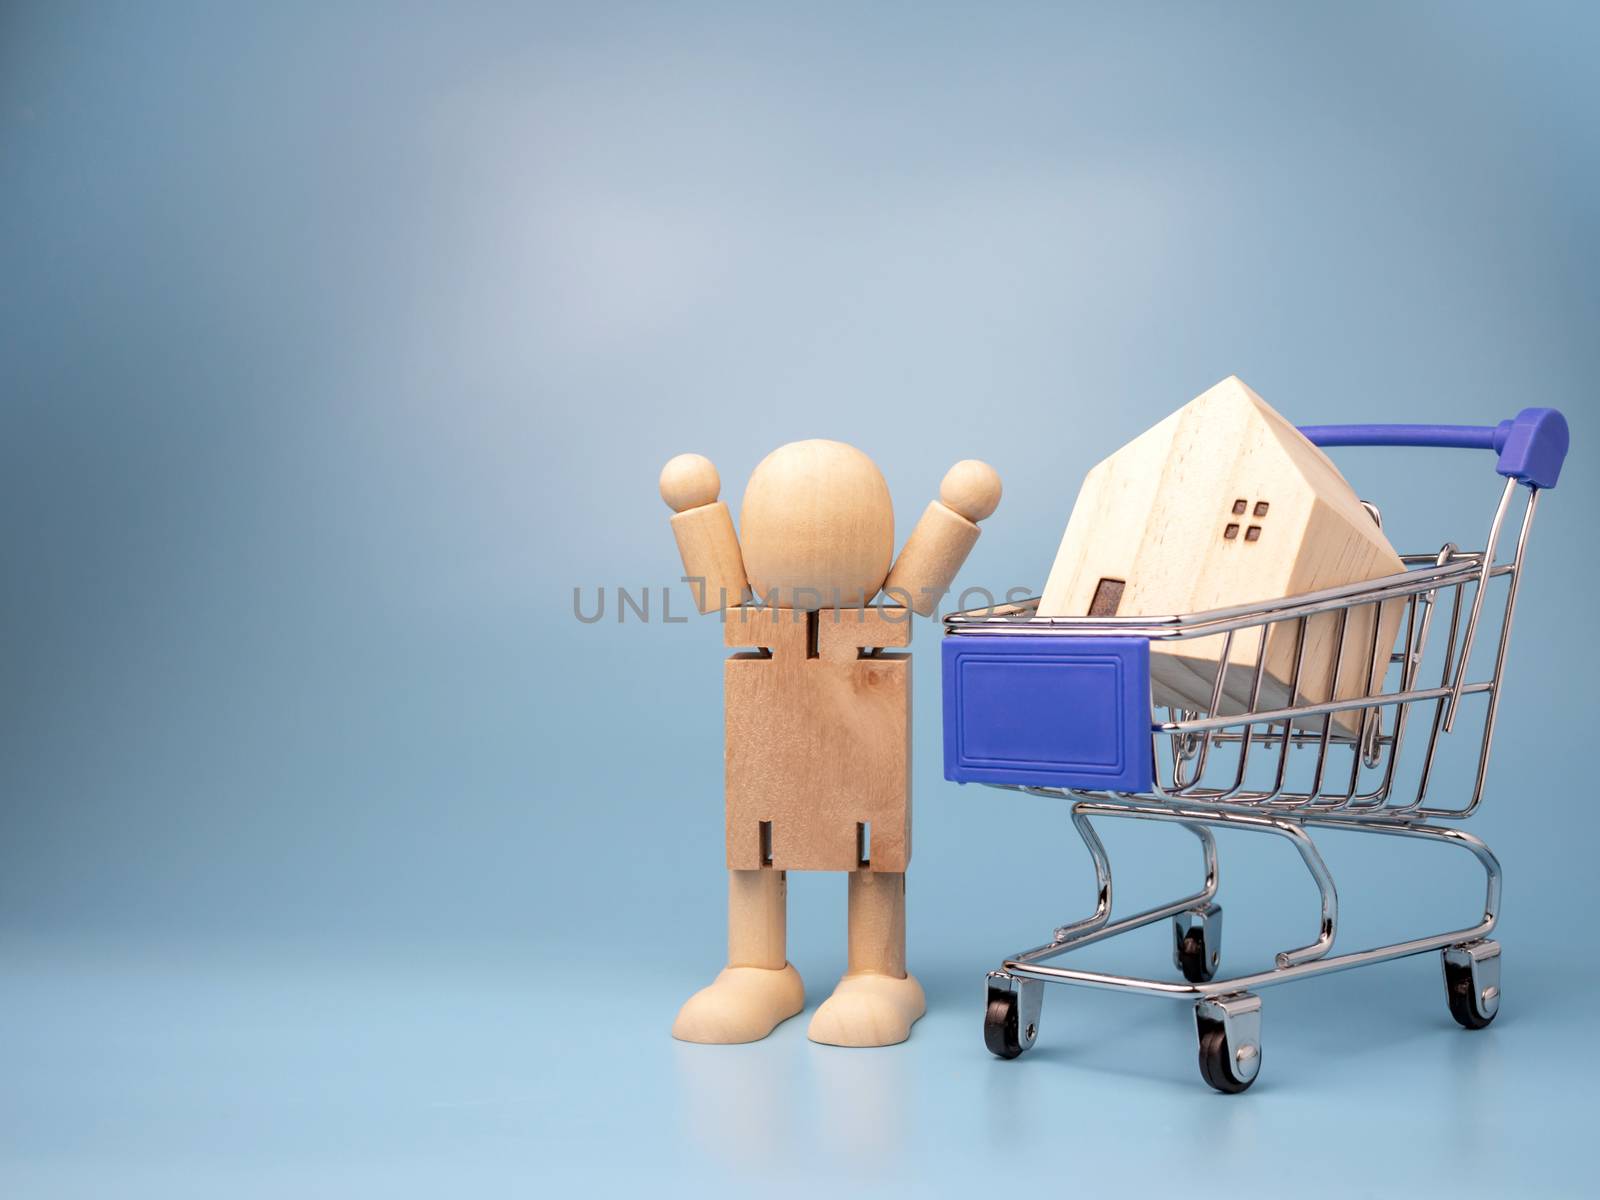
[984,974,1042,1060]
[1194,991,1261,1094]
[985,992,1024,1059]
[1443,941,1500,1030]
[1173,903,1222,984]
[1198,1027,1258,1093]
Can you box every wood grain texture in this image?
[1039,376,1405,731]
[670,500,749,613]
[846,869,906,977]
[727,868,787,969]
[883,501,980,616]
[671,963,805,1043]
[883,460,1001,616]
[723,605,910,873]
[739,440,895,610]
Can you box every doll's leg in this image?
[807,871,925,1047]
[672,869,804,1044]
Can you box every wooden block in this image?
[724,605,911,873]
[1039,377,1405,731]
[724,601,911,657]
[723,602,810,652]
[816,604,912,660]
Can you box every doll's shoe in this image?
[807,972,925,1047]
[671,964,805,1044]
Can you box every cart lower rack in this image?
[941,408,1568,1091]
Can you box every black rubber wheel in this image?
[984,991,1025,1059]
[1445,961,1496,1030]
[1177,931,1217,984]
[1197,1026,1257,1094]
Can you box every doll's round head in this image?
[739,439,894,610]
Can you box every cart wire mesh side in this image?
[942,407,1569,1091]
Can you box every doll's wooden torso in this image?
[723,605,910,873]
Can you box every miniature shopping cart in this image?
[941,408,1569,1092]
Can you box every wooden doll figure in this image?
[659,441,1001,1046]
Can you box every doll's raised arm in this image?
[883,459,1001,616]
[660,453,749,613]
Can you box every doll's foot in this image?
[672,964,805,1044]
[807,971,925,1047]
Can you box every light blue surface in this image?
[2,2,1597,1195]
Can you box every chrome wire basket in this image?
[941,409,1569,1091]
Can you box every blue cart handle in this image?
[1298,407,1569,489]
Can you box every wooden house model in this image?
[1038,376,1406,732]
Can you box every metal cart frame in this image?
[940,408,1569,1091]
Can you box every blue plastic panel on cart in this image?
[942,635,1153,791]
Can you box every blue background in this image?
[3,2,1596,1195]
